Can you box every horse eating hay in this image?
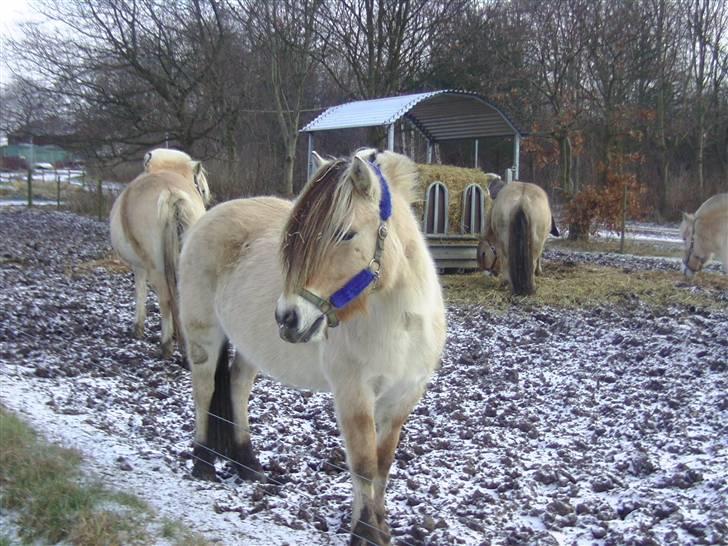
[178,149,446,545]
[478,181,559,295]
[110,149,210,359]
[680,192,728,277]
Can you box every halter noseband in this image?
[299,161,392,328]
[683,229,707,274]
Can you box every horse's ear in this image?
[682,212,694,223]
[143,152,152,171]
[349,156,373,195]
[312,151,328,170]
[193,161,203,176]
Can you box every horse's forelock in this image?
[281,159,354,292]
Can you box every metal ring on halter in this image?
[369,258,382,283]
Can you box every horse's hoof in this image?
[351,508,388,545]
[235,463,267,483]
[191,460,218,482]
[160,341,174,359]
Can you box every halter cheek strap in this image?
[684,233,707,274]
[300,161,392,328]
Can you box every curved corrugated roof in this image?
[301,90,526,140]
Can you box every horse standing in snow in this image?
[680,193,728,277]
[110,149,210,359]
[178,149,446,545]
[478,181,559,295]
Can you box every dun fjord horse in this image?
[681,192,728,277]
[478,181,559,295]
[110,149,210,358]
[178,149,446,545]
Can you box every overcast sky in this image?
[1,0,43,86]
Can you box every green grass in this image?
[442,262,728,312]
[0,406,210,546]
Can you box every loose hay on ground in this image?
[441,262,728,310]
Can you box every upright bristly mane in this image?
[281,159,355,292]
[369,150,418,205]
[143,149,210,205]
[144,149,194,176]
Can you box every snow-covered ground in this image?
[593,223,683,248]
[1,208,726,546]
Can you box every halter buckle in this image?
[369,258,382,283]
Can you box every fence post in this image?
[97,179,103,221]
[27,167,33,207]
[56,174,61,209]
[619,182,627,253]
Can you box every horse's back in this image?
[182,197,291,274]
[696,193,728,221]
[695,193,728,258]
[491,182,551,232]
[110,171,205,268]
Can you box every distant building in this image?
[0,143,75,170]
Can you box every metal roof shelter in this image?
[301,90,527,180]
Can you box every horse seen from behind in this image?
[110,148,210,359]
[478,181,559,295]
[681,192,728,277]
[178,149,446,545]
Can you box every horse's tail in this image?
[157,189,196,344]
[206,340,235,460]
[509,206,535,295]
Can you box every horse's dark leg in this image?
[229,353,265,483]
[158,295,175,359]
[336,392,388,546]
[132,266,148,338]
[188,327,228,481]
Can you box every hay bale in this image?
[414,164,498,233]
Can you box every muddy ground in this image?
[1,207,726,546]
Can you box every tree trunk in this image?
[697,97,705,200]
[558,134,573,195]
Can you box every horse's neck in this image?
[386,207,439,302]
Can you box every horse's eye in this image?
[341,230,357,241]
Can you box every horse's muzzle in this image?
[276,308,325,344]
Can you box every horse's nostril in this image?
[276,308,299,330]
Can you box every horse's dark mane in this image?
[281,159,352,292]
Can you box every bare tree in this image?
[523,0,589,196]
[241,0,325,195]
[8,0,236,158]
[316,0,464,99]
[684,0,728,198]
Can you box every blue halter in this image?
[299,161,392,328]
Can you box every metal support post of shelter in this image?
[513,134,520,180]
[474,139,479,169]
[307,133,315,181]
[387,124,395,151]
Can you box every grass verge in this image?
[442,262,728,311]
[0,406,209,546]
